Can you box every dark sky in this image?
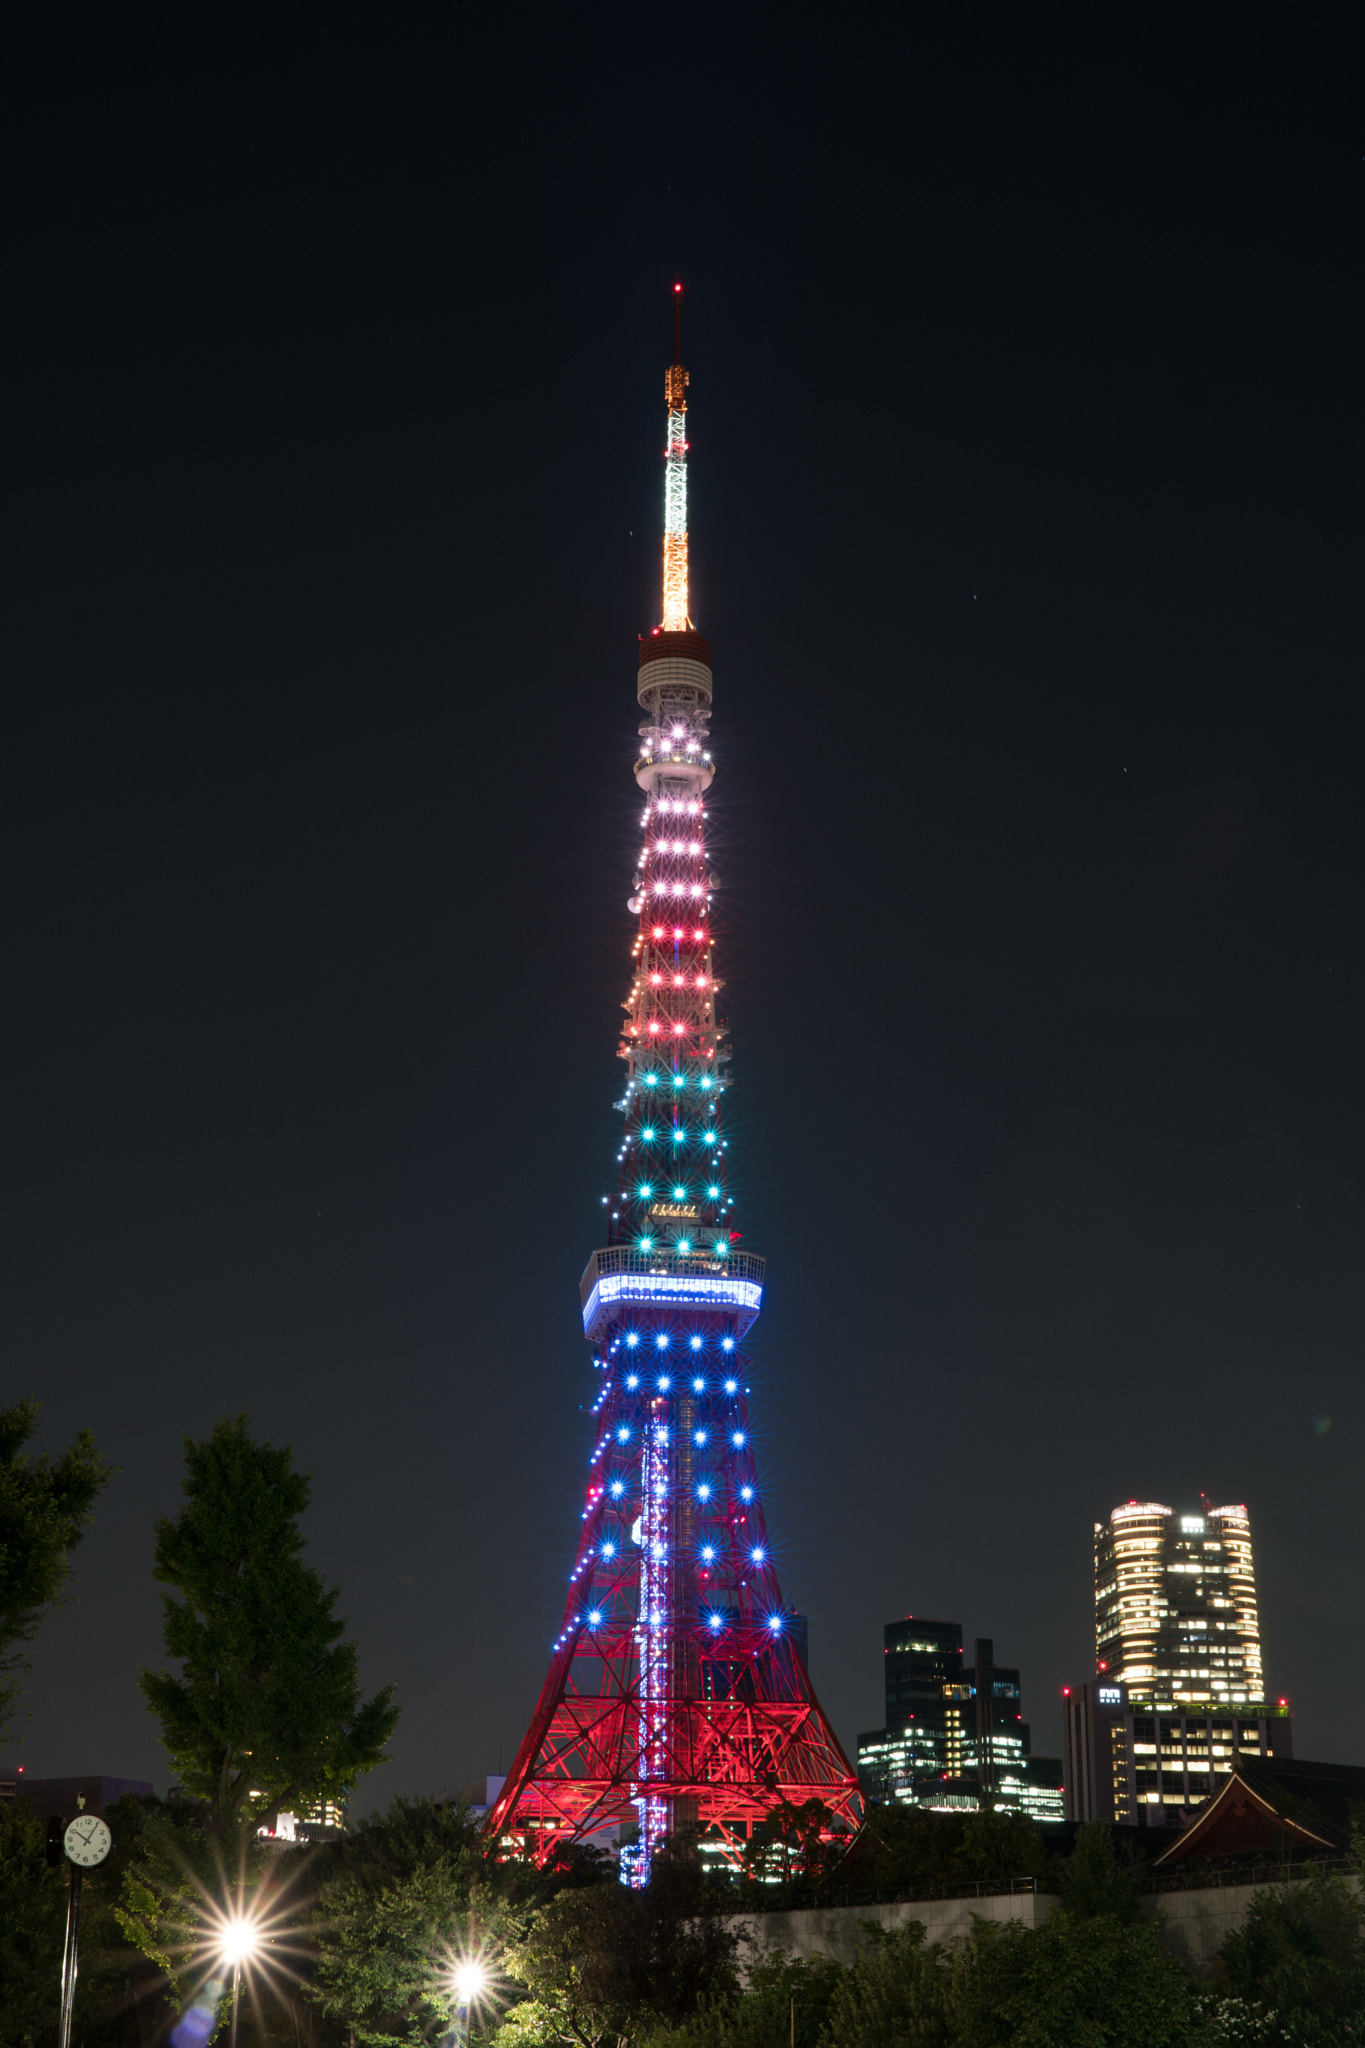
[6,10,1363,1806]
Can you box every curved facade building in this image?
[1094,1500,1264,1707]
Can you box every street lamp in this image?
[450,1961,487,2048]
[217,1918,260,2048]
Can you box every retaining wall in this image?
[727,1890,1056,1972]
[726,1874,1363,1979]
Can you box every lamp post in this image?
[451,1961,487,2048]
[217,1919,260,2048]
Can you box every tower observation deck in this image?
[486,294,861,1883]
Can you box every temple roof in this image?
[1155,1758,1365,1864]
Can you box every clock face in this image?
[64,1815,112,1867]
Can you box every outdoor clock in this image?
[63,1814,112,1867]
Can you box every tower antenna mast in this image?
[662,285,690,630]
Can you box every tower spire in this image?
[662,285,690,631]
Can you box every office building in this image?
[1063,1679,1292,1826]
[1062,1681,1138,1824]
[1,1769,153,1820]
[858,1619,1064,1822]
[1094,1501,1264,1706]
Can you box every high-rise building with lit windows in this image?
[485,294,861,1885]
[1094,1501,1265,1707]
[1062,1677,1292,1828]
[857,1618,1064,1822]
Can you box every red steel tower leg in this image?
[487,294,861,1882]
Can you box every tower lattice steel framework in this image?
[487,295,861,1881]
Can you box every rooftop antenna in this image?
[662,284,690,629]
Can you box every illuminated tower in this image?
[487,295,861,1881]
[1094,1501,1265,1707]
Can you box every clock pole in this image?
[54,1808,112,2048]
[57,1862,83,2048]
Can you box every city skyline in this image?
[5,14,1362,1805]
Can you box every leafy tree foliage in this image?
[310,1796,508,2048]
[1219,1867,1365,2025]
[956,1912,1202,2048]
[0,1798,67,2044]
[139,1415,400,1834]
[739,1801,853,1892]
[0,1396,114,1735]
[817,1920,957,2048]
[852,1804,1050,1895]
[1051,1821,1144,1923]
[499,1842,740,2048]
[647,1946,847,2048]
[115,1791,275,2011]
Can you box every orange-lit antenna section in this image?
[661,284,690,631]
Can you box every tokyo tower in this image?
[486,292,861,1881]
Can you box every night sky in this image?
[6,12,1363,1805]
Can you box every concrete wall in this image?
[1151,1875,1362,1975]
[728,1890,1057,1972]
[727,1875,1362,1979]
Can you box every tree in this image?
[0,1798,67,2044]
[1052,1820,1144,1923]
[501,1843,741,2048]
[310,1795,502,2048]
[139,1414,400,1836]
[1219,1867,1365,2024]
[956,1912,1202,2048]
[740,1799,853,1892]
[0,1396,115,1736]
[644,1946,847,2048]
[819,1921,955,2048]
[852,1803,1049,1896]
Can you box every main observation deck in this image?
[579,1245,765,1343]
